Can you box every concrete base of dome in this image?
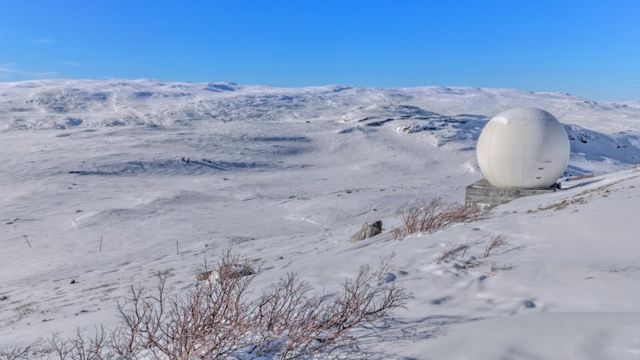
[465,179,558,210]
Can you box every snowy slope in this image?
[1,80,640,358]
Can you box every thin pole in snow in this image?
[99,236,103,252]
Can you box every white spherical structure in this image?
[476,107,569,189]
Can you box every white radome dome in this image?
[476,107,570,189]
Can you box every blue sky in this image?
[1,1,639,100]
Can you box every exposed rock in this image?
[431,295,453,305]
[196,271,213,282]
[198,264,256,282]
[383,272,397,283]
[350,220,382,241]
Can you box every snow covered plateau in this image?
[1,79,640,359]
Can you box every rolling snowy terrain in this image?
[1,80,640,359]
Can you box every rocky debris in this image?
[196,271,213,282]
[431,295,453,305]
[198,264,256,282]
[383,272,397,283]
[350,220,382,241]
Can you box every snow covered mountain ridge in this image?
[1,79,639,176]
[1,79,639,132]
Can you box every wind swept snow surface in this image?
[1,80,640,358]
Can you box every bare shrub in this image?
[435,236,511,274]
[533,177,638,213]
[47,328,107,360]
[0,342,42,360]
[10,254,408,359]
[488,263,514,275]
[535,196,587,211]
[109,253,256,359]
[252,259,408,358]
[394,198,485,238]
[481,235,507,259]
[436,244,469,264]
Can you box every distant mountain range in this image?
[1,80,639,132]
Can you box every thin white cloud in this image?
[0,63,59,80]
[60,60,80,67]
[34,37,55,45]
[0,64,19,79]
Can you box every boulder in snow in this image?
[351,220,383,241]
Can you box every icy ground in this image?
[1,80,640,358]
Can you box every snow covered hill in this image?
[2,80,639,174]
[1,80,640,358]
[1,79,640,132]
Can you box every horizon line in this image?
[1,77,634,103]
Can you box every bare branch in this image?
[394,198,485,238]
[10,253,408,359]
